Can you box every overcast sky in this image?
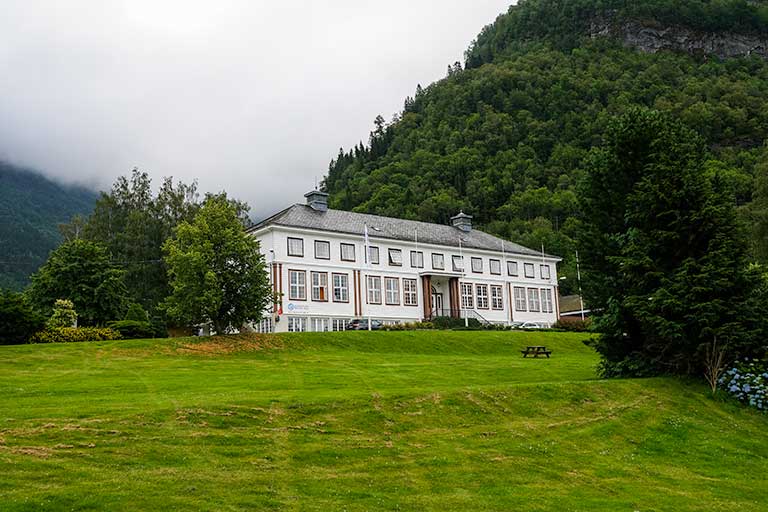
[0,1,511,219]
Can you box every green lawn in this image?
[0,331,766,511]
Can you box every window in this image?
[289,270,306,300]
[385,277,400,305]
[332,273,349,303]
[310,317,330,332]
[507,261,519,277]
[540,265,551,280]
[287,317,307,332]
[403,279,418,306]
[367,246,380,265]
[314,240,330,260]
[311,272,328,302]
[524,263,535,278]
[453,255,464,272]
[476,284,489,309]
[491,285,504,310]
[541,288,554,313]
[461,283,474,309]
[432,253,445,270]
[287,237,304,257]
[341,243,356,262]
[528,288,541,312]
[471,257,483,273]
[410,251,424,269]
[332,318,347,332]
[257,317,274,333]
[388,248,403,266]
[367,276,382,304]
[490,259,502,275]
[514,287,527,311]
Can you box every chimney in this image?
[451,211,472,232]
[305,190,329,212]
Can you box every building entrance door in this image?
[431,286,444,316]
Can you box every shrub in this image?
[553,318,592,332]
[108,320,155,339]
[720,359,768,412]
[124,303,149,322]
[432,316,482,330]
[47,299,78,328]
[28,327,122,344]
[0,290,45,345]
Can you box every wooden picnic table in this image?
[521,346,552,358]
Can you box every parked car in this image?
[520,322,544,330]
[346,319,383,331]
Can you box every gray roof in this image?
[251,204,557,259]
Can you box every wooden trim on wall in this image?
[508,283,514,323]
[278,263,284,312]
[448,277,459,318]
[421,275,432,320]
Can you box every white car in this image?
[520,322,544,330]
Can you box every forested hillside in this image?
[324,0,768,292]
[0,162,96,290]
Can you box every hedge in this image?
[28,327,122,344]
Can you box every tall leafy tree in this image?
[579,108,762,377]
[0,290,44,345]
[163,196,270,334]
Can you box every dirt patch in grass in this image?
[176,333,284,356]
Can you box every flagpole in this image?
[365,224,372,331]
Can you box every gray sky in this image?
[0,1,511,219]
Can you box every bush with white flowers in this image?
[720,359,768,412]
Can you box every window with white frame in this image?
[367,246,380,265]
[524,263,535,278]
[287,237,304,257]
[471,257,483,273]
[490,259,502,275]
[314,240,330,260]
[476,284,489,309]
[310,317,330,332]
[461,283,474,309]
[491,285,504,310]
[514,287,527,311]
[289,270,306,300]
[385,277,400,305]
[287,316,307,332]
[432,253,445,270]
[410,251,424,269]
[332,273,349,303]
[453,255,464,272]
[541,288,554,313]
[507,261,519,277]
[311,272,328,302]
[403,279,418,306]
[332,318,347,332]
[257,317,274,333]
[341,243,356,262]
[540,265,551,280]
[388,248,403,266]
[367,276,382,304]
[528,288,541,312]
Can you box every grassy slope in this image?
[0,331,766,511]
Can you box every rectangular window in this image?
[490,259,502,275]
[388,248,403,266]
[528,288,541,312]
[289,270,306,300]
[367,246,380,265]
[311,272,328,302]
[461,283,474,309]
[410,251,424,269]
[453,255,464,272]
[367,276,382,304]
[507,261,519,277]
[287,237,304,257]
[541,288,554,313]
[257,317,274,333]
[403,279,418,306]
[341,243,356,262]
[310,317,330,332]
[491,285,504,310]
[524,263,535,279]
[540,265,551,280]
[332,273,349,303]
[314,240,330,260]
[471,257,483,273]
[432,253,445,270]
[514,287,527,311]
[332,318,347,332]
[385,277,400,305]
[287,317,307,332]
[476,284,489,309]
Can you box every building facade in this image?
[249,191,561,333]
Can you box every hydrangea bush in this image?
[720,359,768,412]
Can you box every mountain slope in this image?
[324,0,768,291]
[0,162,97,290]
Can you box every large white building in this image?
[249,191,561,333]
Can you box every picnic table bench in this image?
[521,346,552,358]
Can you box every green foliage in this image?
[163,196,272,334]
[0,290,44,345]
[107,320,155,340]
[553,318,592,332]
[579,108,762,377]
[46,299,78,328]
[431,316,482,330]
[28,327,121,344]
[124,303,149,322]
[28,240,129,326]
